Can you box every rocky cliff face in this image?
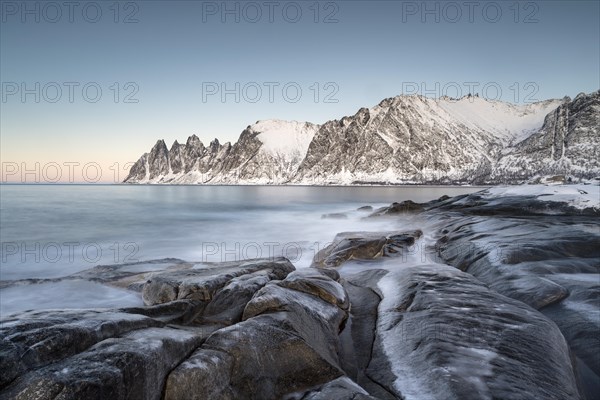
[124,91,599,184]
[491,91,600,182]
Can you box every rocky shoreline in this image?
[1,185,599,399]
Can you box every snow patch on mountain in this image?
[437,96,564,145]
[251,120,319,161]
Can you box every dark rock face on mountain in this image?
[295,96,507,184]
[493,91,600,182]
[124,91,599,185]
[148,140,170,180]
[125,152,148,182]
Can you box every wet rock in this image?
[321,212,348,219]
[2,326,211,400]
[371,264,581,400]
[541,273,600,400]
[68,258,191,287]
[434,214,600,394]
[435,216,598,307]
[312,230,422,268]
[242,282,347,366]
[166,314,344,400]
[200,270,273,325]
[292,376,378,399]
[357,205,373,211]
[142,257,294,305]
[165,266,350,399]
[0,258,297,398]
[0,309,163,388]
[163,348,235,399]
[368,200,425,217]
[278,269,349,310]
[427,191,600,216]
[339,270,396,399]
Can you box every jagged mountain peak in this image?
[152,139,168,149]
[125,90,599,185]
[186,134,201,145]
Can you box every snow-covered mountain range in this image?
[124,90,599,185]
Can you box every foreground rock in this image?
[434,214,600,398]
[141,258,294,306]
[1,325,213,400]
[164,268,350,399]
[0,309,165,389]
[1,258,316,399]
[371,264,581,400]
[1,259,364,399]
[312,230,422,268]
[339,269,397,399]
[426,185,600,216]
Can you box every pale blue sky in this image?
[1,1,599,182]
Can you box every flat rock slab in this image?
[0,309,163,388]
[371,264,581,400]
[434,214,600,394]
[426,191,600,216]
[1,326,210,400]
[312,230,422,268]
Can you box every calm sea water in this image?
[0,184,485,280]
[0,185,483,314]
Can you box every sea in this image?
[0,185,483,315]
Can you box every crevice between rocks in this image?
[340,279,398,400]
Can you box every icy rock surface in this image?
[372,264,580,400]
[429,189,600,398]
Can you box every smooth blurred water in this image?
[0,185,483,281]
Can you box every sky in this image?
[1,0,599,182]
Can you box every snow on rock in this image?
[484,184,600,211]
